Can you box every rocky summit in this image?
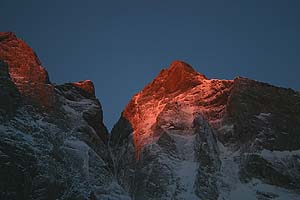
[0,32,122,200]
[1,33,300,200]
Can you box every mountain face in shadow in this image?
[0,32,123,200]
[1,32,300,200]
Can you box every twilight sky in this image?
[1,0,300,130]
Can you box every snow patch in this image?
[256,113,271,122]
[260,149,300,160]
[169,133,199,199]
[218,124,234,133]
[63,138,90,178]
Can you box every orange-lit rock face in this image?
[122,61,234,158]
[72,80,95,97]
[0,32,54,108]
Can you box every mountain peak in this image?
[0,32,54,108]
[151,60,206,95]
[0,32,17,41]
[72,80,95,97]
[122,61,215,158]
[167,60,207,78]
[168,60,194,71]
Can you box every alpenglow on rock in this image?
[110,61,300,199]
[0,32,129,200]
[1,32,300,200]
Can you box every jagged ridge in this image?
[110,61,300,199]
[1,32,300,200]
[0,32,125,200]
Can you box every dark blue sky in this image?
[2,0,300,130]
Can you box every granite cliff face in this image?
[0,32,129,200]
[117,61,233,158]
[0,32,54,108]
[1,33,300,200]
[110,61,300,199]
